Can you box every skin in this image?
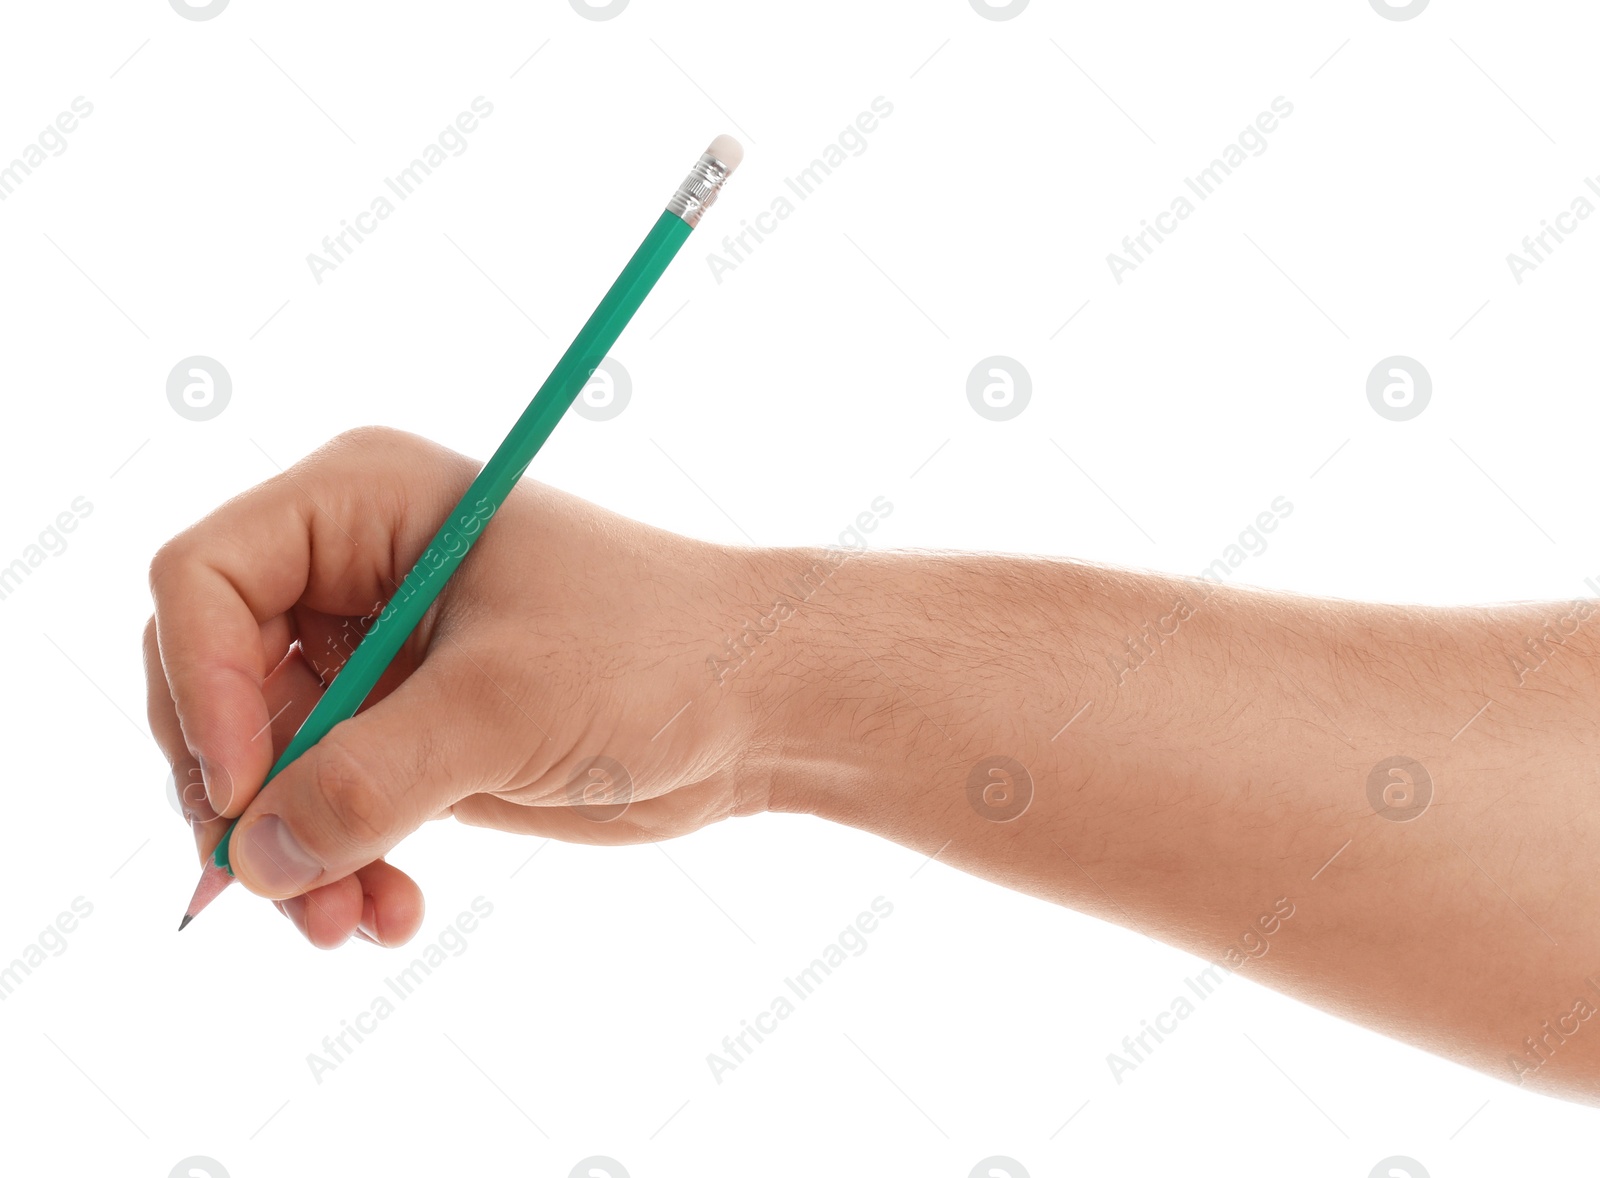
[146,427,1600,1103]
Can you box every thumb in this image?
[229,650,511,898]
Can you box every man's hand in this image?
[145,427,769,948]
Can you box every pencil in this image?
[181,135,744,930]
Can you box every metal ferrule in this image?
[666,151,732,227]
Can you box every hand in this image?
[145,427,769,948]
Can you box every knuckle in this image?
[328,423,410,457]
[338,423,396,446]
[311,738,395,847]
[146,536,191,594]
[323,424,461,477]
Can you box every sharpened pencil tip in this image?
[181,857,235,931]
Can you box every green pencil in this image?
[181,135,744,930]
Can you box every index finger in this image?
[147,427,473,817]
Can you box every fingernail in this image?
[184,788,218,827]
[235,815,322,892]
[198,755,233,812]
[186,785,220,865]
[357,894,381,946]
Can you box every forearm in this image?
[746,546,1600,1100]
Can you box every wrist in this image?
[712,543,887,823]
[737,545,1093,837]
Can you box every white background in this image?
[1,1,1596,1174]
